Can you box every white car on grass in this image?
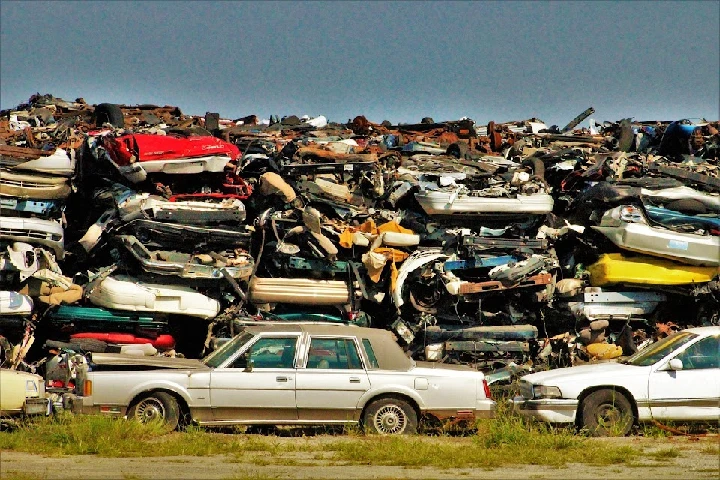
[512,326,720,435]
[73,324,496,434]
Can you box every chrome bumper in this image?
[510,396,578,423]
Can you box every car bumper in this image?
[23,397,50,415]
[511,396,578,423]
[425,399,496,422]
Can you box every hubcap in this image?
[135,398,165,423]
[373,404,407,434]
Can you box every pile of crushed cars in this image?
[1,93,718,392]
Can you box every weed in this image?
[700,444,720,456]
[0,472,43,480]
[0,408,641,468]
[646,447,682,460]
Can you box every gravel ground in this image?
[1,435,718,479]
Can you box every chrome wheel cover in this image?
[134,397,166,423]
[373,404,407,434]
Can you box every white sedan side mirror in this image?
[668,358,683,371]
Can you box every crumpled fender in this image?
[392,249,447,308]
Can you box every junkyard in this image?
[1,92,718,434]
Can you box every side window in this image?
[230,336,297,369]
[675,335,719,370]
[362,338,380,369]
[307,338,362,369]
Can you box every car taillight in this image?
[482,379,492,399]
[83,380,92,396]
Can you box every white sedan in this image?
[513,326,720,436]
[75,324,495,434]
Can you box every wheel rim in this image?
[596,403,623,428]
[373,404,407,434]
[134,398,166,423]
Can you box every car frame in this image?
[73,324,495,434]
[512,326,720,436]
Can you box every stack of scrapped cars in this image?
[1,95,83,370]
[0,95,717,389]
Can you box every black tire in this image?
[127,392,180,430]
[363,397,418,435]
[580,389,634,437]
[95,103,124,128]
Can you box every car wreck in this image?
[0,94,717,418]
[69,324,495,433]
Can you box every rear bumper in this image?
[511,396,578,423]
[425,399,496,422]
[23,398,50,415]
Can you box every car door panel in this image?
[296,337,370,421]
[210,335,299,421]
[649,335,720,421]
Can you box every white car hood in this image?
[523,361,648,387]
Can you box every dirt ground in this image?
[1,435,718,480]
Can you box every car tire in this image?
[127,392,180,430]
[94,103,124,128]
[363,397,418,435]
[580,389,633,437]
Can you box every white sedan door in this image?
[649,334,720,421]
[210,335,299,421]
[296,336,370,422]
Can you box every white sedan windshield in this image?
[624,331,698,366]
[203,331,254,368]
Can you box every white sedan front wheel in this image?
[581,389,634,437]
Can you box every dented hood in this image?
[104,133,240,166]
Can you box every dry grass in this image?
[0,408,643,469]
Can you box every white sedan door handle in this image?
[349,377,361,383]
[276,376,288,382]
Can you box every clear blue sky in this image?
[1,1,718,126]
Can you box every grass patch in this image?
[700,443,720,456]
[646,447,682,460]
[0,473,44,480]
[323,404,639,468]
[0,413,294,458]
[0,407,641,468]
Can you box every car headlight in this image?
[533,385,563,399]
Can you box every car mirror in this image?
[668,358,683,371]
[243,359,254,373]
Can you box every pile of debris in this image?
[1,94,718,384]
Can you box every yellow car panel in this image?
[588,253,718,286]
